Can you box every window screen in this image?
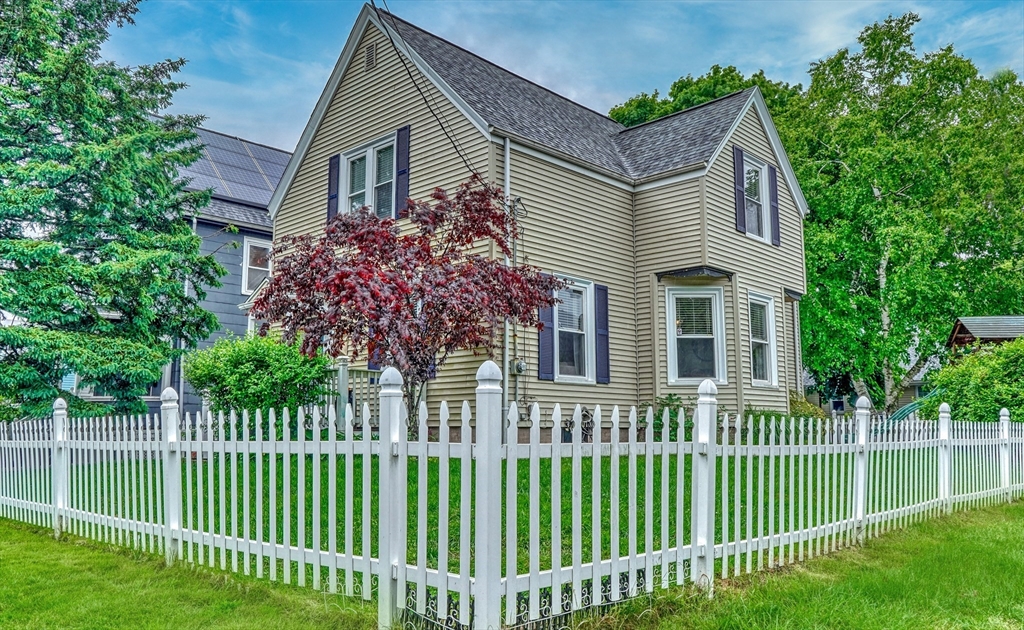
[750,300,770,383]
[674,296,716,379]
[374,145,394,219]
[557,287,586,377]
[245,242,271,293]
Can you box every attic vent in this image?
[364,42,377,72]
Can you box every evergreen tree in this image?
[0,0,222,417]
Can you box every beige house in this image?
[269,5,809,416]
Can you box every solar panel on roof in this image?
[215,164,270,190]
[205,145,259,171]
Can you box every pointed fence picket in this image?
[1,367,1023,629]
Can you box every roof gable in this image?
[270,4,808,217]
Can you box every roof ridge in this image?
[616,88,755,135]
[198,126,291,155]
[377,8,626,130]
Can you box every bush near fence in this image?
[919,338,1024,423]
[1,361,1022,630]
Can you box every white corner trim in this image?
[704,88,808,218]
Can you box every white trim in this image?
[340,132,397,218]
[705,87,808,217]
[268,6,490,222]
[747,291,778,387]
[241,237,272,296]
[553,275,596,385]
[666,286,727,386]
[633,167,704,192]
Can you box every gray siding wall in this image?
[175,218,272,414]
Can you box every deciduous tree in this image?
[252,176,561,412]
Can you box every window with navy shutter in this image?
[395,125,410,218]
[538,276,603,383]
[734,147,779,246]
[327,154,340,222]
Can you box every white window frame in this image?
[666,286,727,386]
[241,237,272,296]
[743,154,772,244]
[340,132,397,219]
[553,275,596,385]
[748,291,778,387]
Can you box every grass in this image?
[585,501,1024,629]
[3,502,1023,628]
[0,517,376,630]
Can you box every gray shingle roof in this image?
[615,90,753,178]
[201,197,273,229]
[956,316,1024,340]
[180,128,290,228]
[382,11,751,181]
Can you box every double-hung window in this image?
[667,287,726,384]
[743,155,770,241]
[345,137,395,219]
[554,279,595,383]
[748,293,777,386]
[242,237,272,295]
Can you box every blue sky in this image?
[103,1,1024,150]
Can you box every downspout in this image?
[502,137,511,420]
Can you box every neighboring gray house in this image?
[71,128,289,415]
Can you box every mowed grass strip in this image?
[0,518,376,630]
[586,501,1024,629]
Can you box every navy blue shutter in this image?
[538,298,555,381]
[395,125,410,218]
[733,145,746,233]
[367,345,382,371]
[595,284,610,384]
[769,165,781,247]
[327,154,340,222]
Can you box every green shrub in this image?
[789,390,831,419]
[918,338,1024,423]
[183,333,330,415]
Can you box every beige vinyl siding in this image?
[704,105,807,412]
[633,178,703,404]
[274,24,488,241]
[497,148,637,414]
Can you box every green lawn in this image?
[3,502,1024,628]
[589,501,1024,629]
[0,518,375,630]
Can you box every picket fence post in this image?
[51,397,68,538]
[377,367,407,630]
[161,387,182,565]
[999,408,1011,502]
[938,403,952,514]
[851,396,870,545]
[474,361,503,629]
[690,379,717,595]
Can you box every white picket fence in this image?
[1,362,1023,630]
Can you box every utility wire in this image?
[370,0,479,177]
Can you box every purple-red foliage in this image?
[252,175,561,393]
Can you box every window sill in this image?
[751,382,779,390]
[744,231,772,246]
[667,378,728,387]
[553,376,597,386]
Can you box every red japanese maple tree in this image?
[252,175,561,410]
